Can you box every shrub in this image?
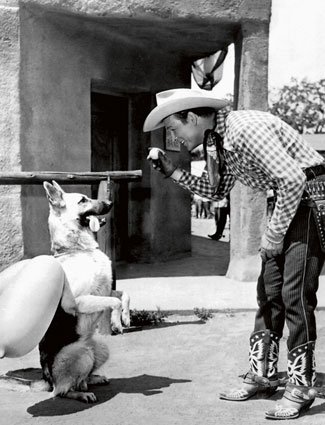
[130,307,169,327]
[193,307,214,321]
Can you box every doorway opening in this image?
[91,92,129,262]
[190,145,230,276]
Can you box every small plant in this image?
[224,308,235,318]
[130,307,169,327]
[193,307,214,321]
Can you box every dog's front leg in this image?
[60,277,78,316]
[75,295,123,333]
[75,295,121,313]
[111,290,131,327]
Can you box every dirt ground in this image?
[1,310,325,425]
[1,218,325,424]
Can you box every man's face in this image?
[163,114,204,152]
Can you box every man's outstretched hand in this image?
[147,148,177,178]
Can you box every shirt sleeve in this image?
[237,119,306,243]
[173,169,236,201]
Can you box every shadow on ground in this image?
[117,235,230,279]
[123,319,207,333]
[22,371,191,417]
[117,222,325,279]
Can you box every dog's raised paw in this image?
[111,319,123,334]
[122,311,131,328]
[111,325,123,335]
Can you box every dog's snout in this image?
[102,200,113,214]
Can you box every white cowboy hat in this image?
[143,88,228,132]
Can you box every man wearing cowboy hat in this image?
[144,88,325,420]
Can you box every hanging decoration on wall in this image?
[165,130,181,152]
[192,48,228,91]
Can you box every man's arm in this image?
[172,168,236,201]
[148,149,236,200]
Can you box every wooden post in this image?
[97,177,116,289]
[0,170,141,185]
[97,177,116,336]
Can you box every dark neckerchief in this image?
[202,129,224,189]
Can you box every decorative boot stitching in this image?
[287,342,316,387]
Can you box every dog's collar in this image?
[53,251,77,258]
[53,248,99,258]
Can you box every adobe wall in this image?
[18,5,191,261]
[14,0,272,23]
[227,21,270,281]
[0,0,272,271]
[0,5,23,270]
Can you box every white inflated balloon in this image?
[0,256,66,358]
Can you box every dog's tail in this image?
[31,379,52,392]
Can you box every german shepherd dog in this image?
[39,181,130,402]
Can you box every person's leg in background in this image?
[201,199,210,218]
[195,197,202,218]
[209,206,226,240]
[216,206,228,237]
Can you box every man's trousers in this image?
[254,202,324,351]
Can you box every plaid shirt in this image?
[176,110,324,242]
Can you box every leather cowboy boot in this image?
[265,341,317,420]
[220,329,281,401]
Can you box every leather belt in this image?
[304,164,325,181]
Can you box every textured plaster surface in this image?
[18,5,191,259]
[16,0,272,21]
[227,24,270,281]
[0,5,23,270]
[14,0,272,60]
[0,0,271,272]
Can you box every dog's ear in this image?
[51,180,65,194]
[43,181,65,208]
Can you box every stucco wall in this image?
[0,5,23,271]
[19,5,191,260]
[0,0,272,269]
[227,21,270,281]
[18,0,272,24]
[128,94,192,263]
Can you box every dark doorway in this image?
[91,92,129,261]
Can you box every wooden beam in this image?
[0,170,142,185]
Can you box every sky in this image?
[204,0,325,98]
